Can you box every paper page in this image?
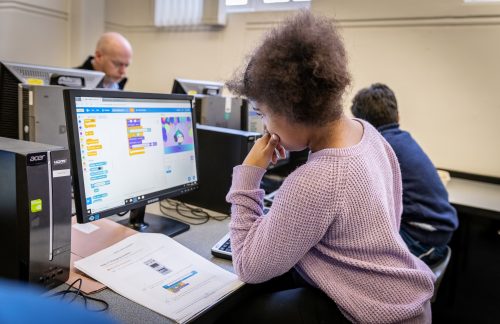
[72,222,100,234]
[74,233,244,323]
[66,253,106,294]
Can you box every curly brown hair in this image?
[226,10,350,126]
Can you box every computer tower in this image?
[178,124,262,214]
[19,84,69,148]
[0,137,72,289]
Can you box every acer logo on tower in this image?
[27,153,47,166]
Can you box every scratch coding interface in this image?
[75,96,197,217]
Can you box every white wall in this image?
[312,0,500,178]
[0,0,104,67]
[104,0,288,94]
[0,0,69,66]
[68,0,105,67]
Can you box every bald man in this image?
[77,32,133,89]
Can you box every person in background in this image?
[221,11,434,324]
[77,32,132,90]
[351,83,458,266]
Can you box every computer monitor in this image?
[0,61,104,139]
[171,78,224,96]
[64,89,199,237]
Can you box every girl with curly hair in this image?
[222,10,434,323]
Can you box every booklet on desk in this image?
[70,217,139,294]
[74,233,244,323]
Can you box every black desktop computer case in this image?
[178,124,262,214]
[0,138,71,289]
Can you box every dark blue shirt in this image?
[378,123,458,246]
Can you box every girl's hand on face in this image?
[243,133,284,169]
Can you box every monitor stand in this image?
[117,206,190,237]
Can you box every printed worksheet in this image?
[74,233,244,323]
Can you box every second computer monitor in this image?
[64,89,199,231]
[171,78,223,96]
[0,61,104,140]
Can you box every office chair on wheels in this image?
[430,246,452,302]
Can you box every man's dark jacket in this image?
[77,56,127,89]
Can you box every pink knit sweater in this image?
[226,120,435,323]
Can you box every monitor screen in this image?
[171,78,223,96]
[64,89,199,225]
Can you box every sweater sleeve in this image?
[382,137,404,229]
[226,163,338,284]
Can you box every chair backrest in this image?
[430,246,452,302]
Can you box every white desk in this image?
[447,177,500,212]
[447,177,500,218]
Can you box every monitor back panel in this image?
[0,64,20,139]
[178,125,261,214]
[196,96,242,130]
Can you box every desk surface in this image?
[447,177,500,214]
[55,202,233,324]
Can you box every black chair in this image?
[430,246,452,302]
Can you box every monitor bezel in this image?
[1,61,104,88]
[63,89,199,223]
[171,78,224,96]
